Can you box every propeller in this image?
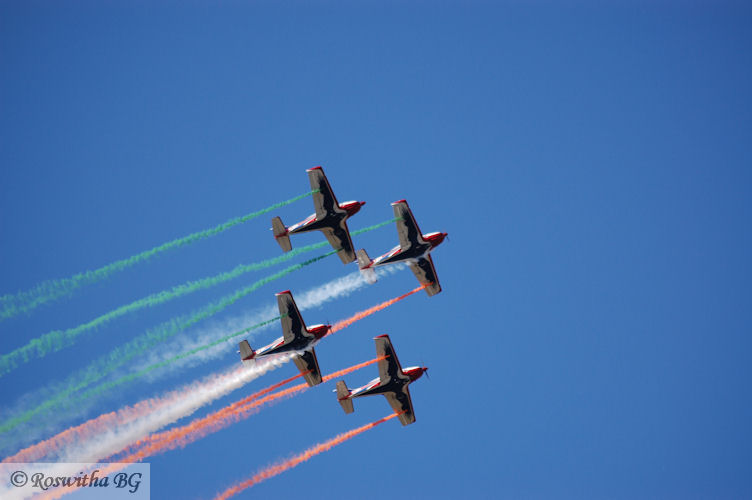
[421,359,430,381]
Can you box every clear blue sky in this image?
[1,2,751,499]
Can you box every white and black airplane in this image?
[357,200,447,296]
[336,334,427,426]
[238,290,330,387]
[272,166,366,264]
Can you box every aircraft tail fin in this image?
[272,216,292,252]
[336,380,354,414]
[356,249,377,284]
[238,340,255,361]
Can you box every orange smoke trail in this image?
[118,356,385,463]
[2,388,197,463]
[3,364,253,464]
[112,370,307,460]
[214,413,400,499]
[12,286,420,464]
[4,410,120,463]
[114,284,422,462]
[28,286,420,498]
[327,283,426,335]
[35,359,388,500]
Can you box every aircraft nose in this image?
[360,201,366,206]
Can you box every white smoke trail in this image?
[13,277,421,495]
[0,266,403,456]
[36,355,292,466]
[135,266,402,377]
[0,357,291,499]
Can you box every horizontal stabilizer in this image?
[272,216,292,252]
[356,249,377,284]
[238,340,255,361]
[336,380,354,414]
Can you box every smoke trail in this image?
[0,218,397,377]
[4,370,309,465]
[6,356,378,476]
[0,191,315,321]
[0,251,335,436]
[67,267,401,401]
[0,251,329,376]
[116,357,385,462]
[21,359,385,500]
[138,264,402,373]
[215,413,400,499]
[7,285,418,464]
[4,356,292,466]
[2,362,299,500]
[0,265,402,448]
[327,283,427,335]
[25,411,400,500]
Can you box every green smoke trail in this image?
[77,312,287,404]
[0,245,325,376]
[0,218,396,377]
[0,251,335,435]
[0,217,397,433]
[0,191,315,321]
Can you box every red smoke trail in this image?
[326,283,426,336]
[119,357,385,462]
[214,413,401,499]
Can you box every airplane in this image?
[335,334,427,426]
[356,199,447,296]
[238,290,330,387]
[272,166,366,264]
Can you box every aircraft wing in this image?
[308,167,346,219]
[385,386,416,426]
[322,219,356,264]
[277,291,310,344]
[375,335,416,425]
[391,200,427,251]
[375,335,408,384]
[292,348,323,386]
[409,255,442,296]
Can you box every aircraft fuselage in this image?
[287,201,364,235]
[372,232,447,267]
[348,366,426,399]
[253,324,330,358]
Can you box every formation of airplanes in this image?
[240,166,446,425]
